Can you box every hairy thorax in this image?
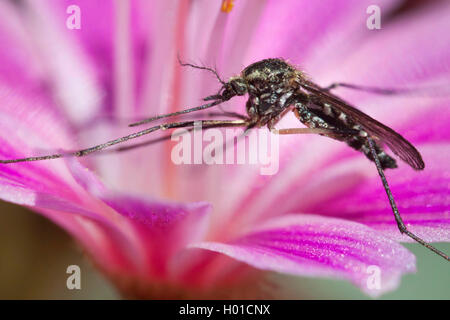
[241,58,305,126]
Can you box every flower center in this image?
[221,0,235,13]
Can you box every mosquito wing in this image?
[300,80,424,170]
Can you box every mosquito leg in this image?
[324,82,450,97]
[0,119,249,164]
[324,82,412,95]
[85,110,246,128]
[273,128,334,135]
[206,111,248,120]
[202,121,255,156]
[105,117,248,155]
[104,128,194,154]
[367,137,449,261]
[217,105,248,119]
[272,127,358,136]
[113,119,254,160]
[128,100,224,127]
[30,113,247,157]
[232,124,257,147]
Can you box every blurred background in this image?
[0,201,449,299]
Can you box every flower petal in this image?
[0,79,81,202]
[65,158,212,279]
[248,0,401,71]
[0,0,102,124]
[320,1,450,90]
[191,214,416,296]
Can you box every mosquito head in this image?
[229,77,248,95]
[221,77,247,100]
[203,77,248,102]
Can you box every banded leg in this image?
[0,119,249,164]
[112,114,248,155]
[272,128,335,135]
[324,82,413,95]
[324,82,450,97]
[367,137,449,261]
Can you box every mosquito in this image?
[1,58,448,261]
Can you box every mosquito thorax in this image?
[240,58,302,121]
[242,58,299,88]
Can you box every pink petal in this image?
[191,214,416,296]
[57,0,152,118]
[0,0,102,124]
[0,167,142,277]
[248,0,401,71]
[65,158,212,279]
[320,1,450,90]
[398,103,450,144]
[0,80,80,201]
[38,205,142,276]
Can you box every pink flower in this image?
[0,0,449,298]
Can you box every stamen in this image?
[221,0,235,13]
